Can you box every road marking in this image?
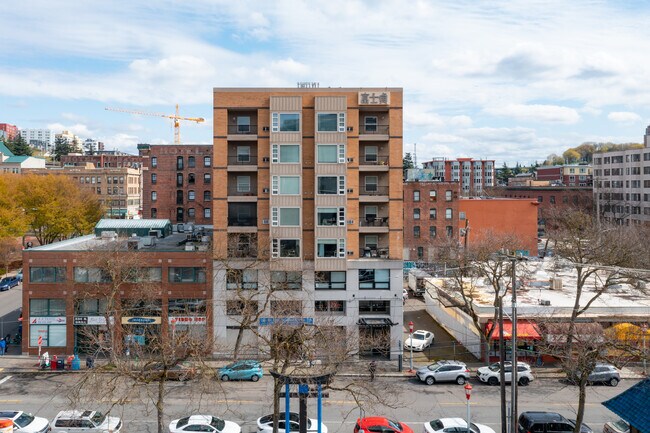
[0,400,21,403]
[0,376,13,386]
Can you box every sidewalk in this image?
[0,354,646,380]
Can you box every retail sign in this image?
[74,316,111,326]
[30,317,66,325]
[358,91,390,105]
[168,316,207,325]
[121,317,161,325]
[259,317,314,326]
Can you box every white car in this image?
[169,415,241,433]
[425,418,495,433]
[603,419,630,433]
[478,362,534,386]
[257,412,327,433]
[404,330,434,351]
[51,410,122,433]
[476,361,530,378]
[0,410,50,433]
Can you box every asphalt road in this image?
[0,280,22,351]
[0,371,631,433]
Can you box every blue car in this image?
[218,360,263,382]
[0,276,19,291]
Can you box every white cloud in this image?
[607,111,642,123]
[46,123,94,138]
[485,104,580,124]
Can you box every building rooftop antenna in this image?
[414,142,417,168]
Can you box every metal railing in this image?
[359,217,389,227]
[360,125,389,135]
[227,216,257,227]
[227,155,258,165]
[359,247,389,258]
[360,155,389,165]
[227,124,258,135]
[359,185,389,196]
[227,186,257,196]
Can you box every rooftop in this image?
[27,232,211,253]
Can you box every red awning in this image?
[487,320,541,340]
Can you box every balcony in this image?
[228,203,257,231]
[227,155,258,171]
[227,233,257,259]
[360,125,389,135]
[227,124,258,135]
[359,216,389,233]
[359,247,390,259]
[227,174,257,201]
[226,111,258,140]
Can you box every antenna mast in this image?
[414,142,418,168]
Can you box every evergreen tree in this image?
[496,162,513,184]
[8,134,33,156]
[403,152,415,170]
[53,136,72,162]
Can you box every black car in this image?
[518,411,592,433]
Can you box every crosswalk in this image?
[0,373,13,386]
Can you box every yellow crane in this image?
[105,104,205,144]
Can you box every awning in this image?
[487,320,541,340]
[358,318,395,327]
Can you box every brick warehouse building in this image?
[403,180,460,262]
[212,87,404,360]
[21,220,212,356]
[138,144,213,225]
[60,153,144,169]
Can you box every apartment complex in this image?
[56,130,84,152]
[402,181,460,262]
[418,157,495,195]
[21,220,212,356]
[20,128,54,152]
[138,144,213,225]
[212,87,404,360]
[0,123,19,140]
[536,164,593,186]
[24,164,142,218]
[593,126,650,224]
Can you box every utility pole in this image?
[498,296,507,433]
[509,255,521,433]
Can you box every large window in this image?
[124,267,162,282]
[317,113,345,132]
[272,144,300,163]
[168,298,207,315]
[315,300,346,315]
[271,271,302,290]
[272,176,300,195]
[272,113,300,132]
[30,325,66,347]
[237,176,251,193]
[271,300,302,316]
[359,300,390,315]
[317,176,345,195]
[237,146,250,163]
[317,144,345,163]
[317,239,345,258]
[168,267,206,283]
[30,299,66,316]
[317,207,345,226]
[226,269,258,290]
[226,300,258,316]
[271,207,300,226]
[30,267,66,283]
[75,298,108,315]
[272,239,300,258]
[315,271,346,290]
[364,146,378,163]
[359,269,390,290]
[73,267,112,283]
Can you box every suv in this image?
[478,362,534,386]
[0,276,19,291]
[51,411,122,433]
[572,364,620,387]
[0,410,50,433]
[416,360,471,385]
[518,411,592,433]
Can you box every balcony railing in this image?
[228,216,257,227]
[227,124,258,135]
[229,246,257,258]
[359,185,389,196]
[227,155,258,165]
[359,217,389,227]
[360,155,389,165]
[360,125,389,135]
[227,186,257,196]
[359,247,389,258]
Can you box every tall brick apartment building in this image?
[403,180,460,262]
[138,144,213,225]
[212,87,404,359]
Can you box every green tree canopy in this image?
[53,136,72,162]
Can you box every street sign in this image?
[37,336,43,346]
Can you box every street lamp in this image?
[408,321,414,373]
[642,323,648,376]
[464,383,472,433]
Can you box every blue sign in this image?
[404,261,416,270]
[299,384,310,395]
[127,317,157,324]
[259,317,314,326]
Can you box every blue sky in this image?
[1,0,650,165]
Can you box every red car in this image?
[355,417,414,433]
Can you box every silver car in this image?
[416,360,470,385]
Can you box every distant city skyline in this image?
[2,1,650,164]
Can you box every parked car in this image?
[603,419,630,433]
[0,410,50,433]
[355,417,413,433]
[517,411,592,433]
[476,361,530,378]
[218,360,263,382]
[51,410,122,433]
[139,361,197,381]
[416,360,471,385]
[567,364,621,387]
[404,330,434,351]
[169,415,241,433]
[257,412,326,433]
[478,362,534,386]
[0,276,19,291]
[425,418,495,433]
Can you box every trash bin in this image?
[56,359,64,370]
[51,355,58,371]
[71,355,80,371]
[86,356,94,369]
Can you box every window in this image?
[537,196,543,203]
[317,239,345,258]
[188,208,195,218]
[271,144,300,163]
[364,146,378,163]
[316,207,345,226]
[271,300,302,316]
[177,173,183,187]
[169,267,206,283]
[429,226,437,238]
[417,247,424,259]
[151,157,158,168]
[315,271,346,290]
[272,239,300,258]
[204,156,211,167]
[413,191,420,202]
[315,300,346,315]
[75,298,108,315]
[317,112,345,132]
[272,113,300,132]
[550,195,556,204]
[188,156,195,168]
[317,176,342,194]
[177,190,184,205]
[271,207,301,226]
[364,176,378,192]
[429,208,437,219]
[446,226,453,237]
[188,191,195,201]
[177,156,184,170]
[204,191,211,201]
[414,208,420,220]
[414,226,420,238]
[177,207,184,222]
[204,173,211,184]
[151,173,157,184]
[359,269,390,289]
[459,211,466,220]
[445,190,453,201]
[29,299,66,316]
[317,144,342,163]
[226,269,258,290]
[445,208,453,219]
[271,271,302,290]
[237,176,251,193]
[29,267,66,283]
[30,324,66,347]
[226,300,258,316]
[204,208,211,218]
[359,300,390,315]
[188,173,195,184]
[151,208,157,218]
[272,176,300,195]
[73,267,112,283]
[123,267,162,283]
[364,116,378,133]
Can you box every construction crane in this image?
[105,104,205,144]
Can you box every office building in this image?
[20,128,54,152]
[417,157,495,195]
[536,164,593,186]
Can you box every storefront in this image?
[122,317,162,347]
[169,316,207,340]
[486,320,542,363]
[358,318,394,359]
[73,316,113,355]
[29,316,67,349]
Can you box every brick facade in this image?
[60,153,144,168]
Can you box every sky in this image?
[2,0,650,165]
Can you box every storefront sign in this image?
[121,317,161,325]
[358,91,390,105]
[29,317,66,325]
[260,317,314,326]
[74,316,112,326]
[168,316,207,325]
